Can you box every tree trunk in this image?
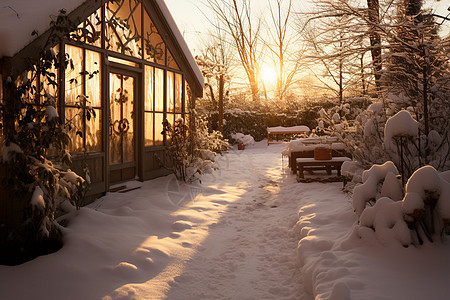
[360,52,367,95]
[218,74,224,133]
[367,0,382,93]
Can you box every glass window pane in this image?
[185,80,191,111]
[145,65,154,111]
[154,113,164,146]
[155,68,164,111]
[65,45,84,106]
[122,75,135,162]
[167,71,174,113]
[109,73,122,163]
[85,8,102,47]
[71,8,102,47]
[86,109,102,152]
[105,0,142,58]
[109,56,139,68]
[175,73,182,113]
[144,9,165,64]
[65,107,84,153]
[86,50,102,107]
[144,112,154,146]
[167,50,179,70]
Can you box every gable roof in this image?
[0,0,86,58]
[0,0,203,96]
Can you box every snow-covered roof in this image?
[0,0,86,57]
[155,0,204,88]
[0,0,204,89]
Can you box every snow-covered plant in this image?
[313,102,354,136]
[352,161,403,217]
[359,197,412,247]
[0,10,90,264]
[230,132,254,146]
[355,164,450,247]
[162,118,189,181]
[163,113,229,183]
[402,166,450,244]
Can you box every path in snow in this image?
[0,143,315,300]
[164,144,311,300]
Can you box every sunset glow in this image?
[261,67,277,86]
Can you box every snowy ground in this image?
[0,141,449,300]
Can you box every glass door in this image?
[109,71,137,183]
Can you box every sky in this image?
[165,0,450,55]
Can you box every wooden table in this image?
[267,126,310,145]
[296,157,351,181]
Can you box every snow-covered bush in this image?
[352,161,403,216]
[0,11,90,264]
[340,100,449,188]
[163,113,229,183]
[359,197,412,247]
[402,166,450,243]
[355,164,450,247]
[230,132,255,146]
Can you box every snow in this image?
[230,132,255,146]
[1,141,450,299]
[363,119,376,137]
[359,197,412,247]
[367,102,383,113]
[282,138,344,156]
[0,0,85,57]
[31,186,45,208]
[332,112,340,122]
[353,161,400,216]
[46,105,58,120]
[1,142,23,162]
[384,110,419,151]
[267,125,310,133]
[403,165,450,220]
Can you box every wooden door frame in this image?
[106,66,142,186]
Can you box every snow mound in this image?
[31,186,45,208]
[353,161,401,216]
[402,165,450,221]
[384,110,418,151]
[367,102,383,113]
[359,197,411,247]
[231,132,254,146]
[2,142,23,162]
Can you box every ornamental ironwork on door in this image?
[109,72,135,165]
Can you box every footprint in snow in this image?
[171,220,193,232]
[112,262,138,277]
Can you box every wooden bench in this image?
[289,149,350,174]
[296,157,351,181]
[267,126,310,145]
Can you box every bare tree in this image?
[196,28,233,133]
[265,0,304,103]
[206,0,262,100]
[367,0,383,92]
[303,2,368,102]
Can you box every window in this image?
[64,0,190,152]
[105,0,142,58]
[71,8,101,47]
[65,45,102,153]
[144,10,165,65]
[166,71,183,125]
[144,65,165,147]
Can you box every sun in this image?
[261,67,277,86]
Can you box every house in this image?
[0,0,204,198]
